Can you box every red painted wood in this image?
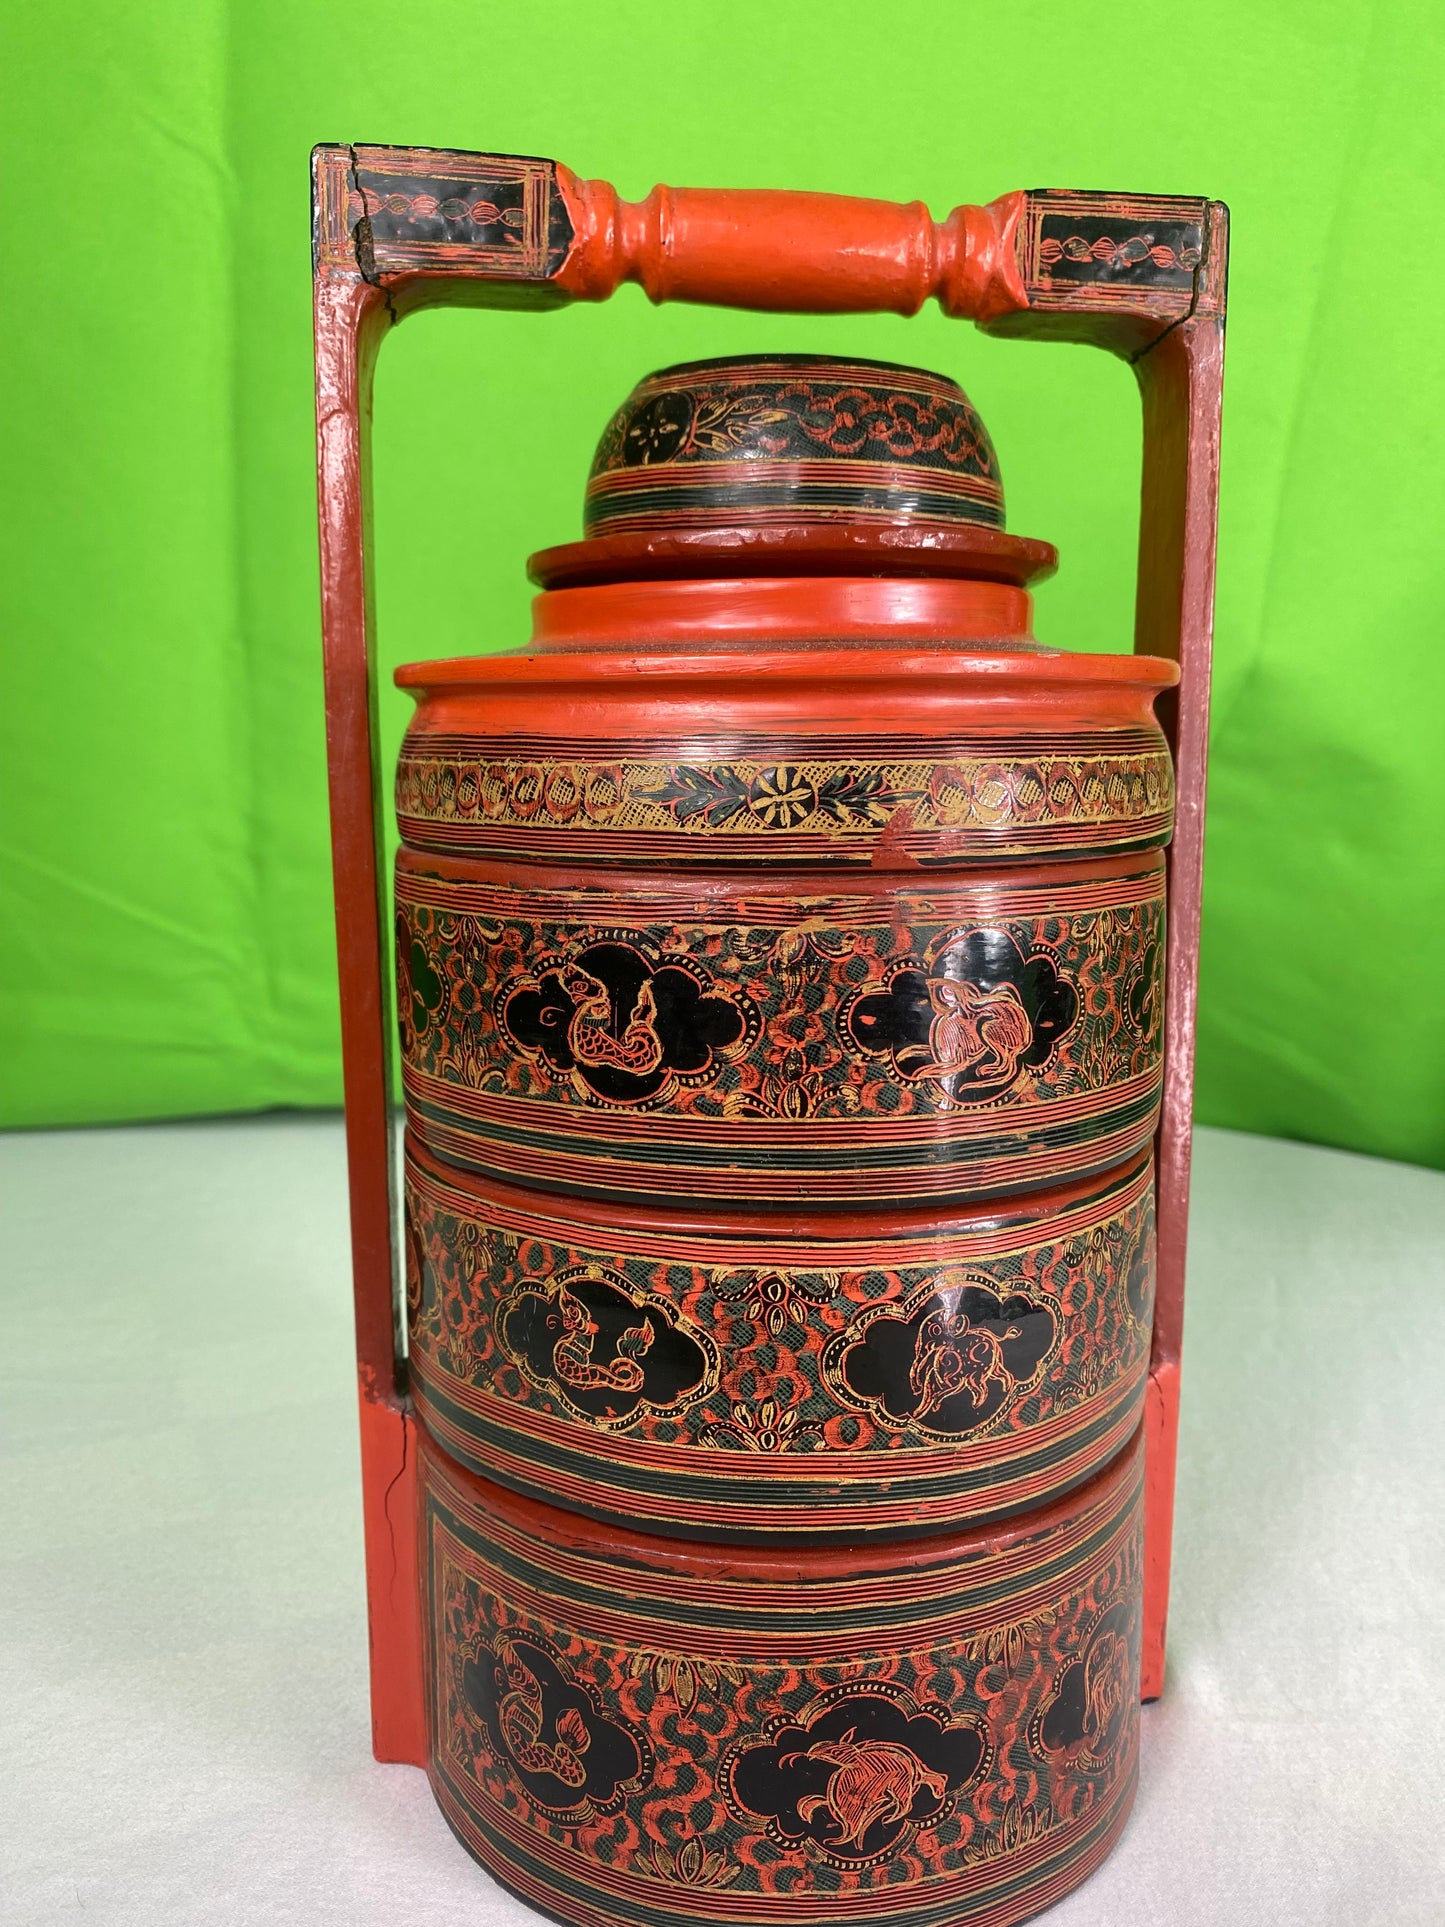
[1128,235,1228,1691]
[1136,303,1228,1382]
[529,522,1058,592]
[398,641,1175,704]
[553,176,1029,321]
[314,267,427,1766]
[356,1395,426,1762]
[530,574,1033,649]
[311,147,1226,1757]
[314,274,394,1398]
[1141,1359,1181,1701]
[982,205,1228,1689]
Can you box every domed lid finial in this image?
[583,353,1004,539]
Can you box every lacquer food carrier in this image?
[313,145,1226,1927]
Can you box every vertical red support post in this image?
[314,266,427,1767]
[984,195,1227,1696]
[311,146,579,1764]
[1131,269,1228,1698]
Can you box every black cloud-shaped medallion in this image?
[395,912,446,1049]
[844,928,1077,1103]
[1122,1227,1153,1326]
[726,1685,987,1866]
[502,940,757,1105]
[1034,1602,1135,1768]
[501,1264,713,1424]
[463,1634,650,1822]
[1125,937,1162,1041]
[829,1278,1057,1438]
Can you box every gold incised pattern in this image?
[397,732,1174,864]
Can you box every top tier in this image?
[583,354,1005,539]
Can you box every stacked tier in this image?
[394,358,1177,1927]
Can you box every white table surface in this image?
[2,1117,1442,1925]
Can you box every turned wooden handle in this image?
[553,175,1026,320]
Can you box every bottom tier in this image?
[420,1425,1144,1927]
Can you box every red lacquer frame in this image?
[311,146,1227,1765]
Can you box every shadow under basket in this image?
[420,1423,1144,1927]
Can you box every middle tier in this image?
[397,848,1164,1207]
[405,1136,1154,1541]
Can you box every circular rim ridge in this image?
[405,1129,1151,1247]
[396,644,1178,690]
[629,351,974,381]
[419,1415,1143,1578]
[529,521,1057,591]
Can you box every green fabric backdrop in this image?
[2,0,1441,1169]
